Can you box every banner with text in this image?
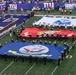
[8,3,54,10]
[65,3,76,9]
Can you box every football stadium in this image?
[0,0,76,75]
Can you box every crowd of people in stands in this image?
[0,0,76,4]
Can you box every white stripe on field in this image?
[0,61,14,74]
[50,66,58,75]
[24,63,36,75]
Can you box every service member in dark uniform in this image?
[14,55,17,62]
[23,18,26,24]
[56,34,59,39]
[43,56,47,65]
[29,55,32,63]
[72,42,75,49]
[29,34,32,38]
[44,40,47,44]
[35,56,39,64]
[64,47,67,57]
[46,34,49,38]
[39,40,42,44]
[61,51,64,61]
[4,52,7,61]
[58,56,61,66]
[51,34,54,39]
[59,33,62,39]
[41,34,44,38]
[36,34,39,39]
[66,44,69,55]
[13,31,16,36]
[72,35,74,42]
[64,34,67,40]
[21,55,24,62]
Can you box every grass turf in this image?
[0,11,76,75]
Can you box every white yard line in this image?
[24,63,36,75]
[50,40,76,75]
[0,61,14,74]
[50,66,58,75]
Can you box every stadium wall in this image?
[0,2,76,11]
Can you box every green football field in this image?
[0,10,76,75]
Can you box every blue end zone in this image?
[0,15,28,27]
[0,42,65,60]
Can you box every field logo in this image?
[19,45,49,55]
[54,19,71,25]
